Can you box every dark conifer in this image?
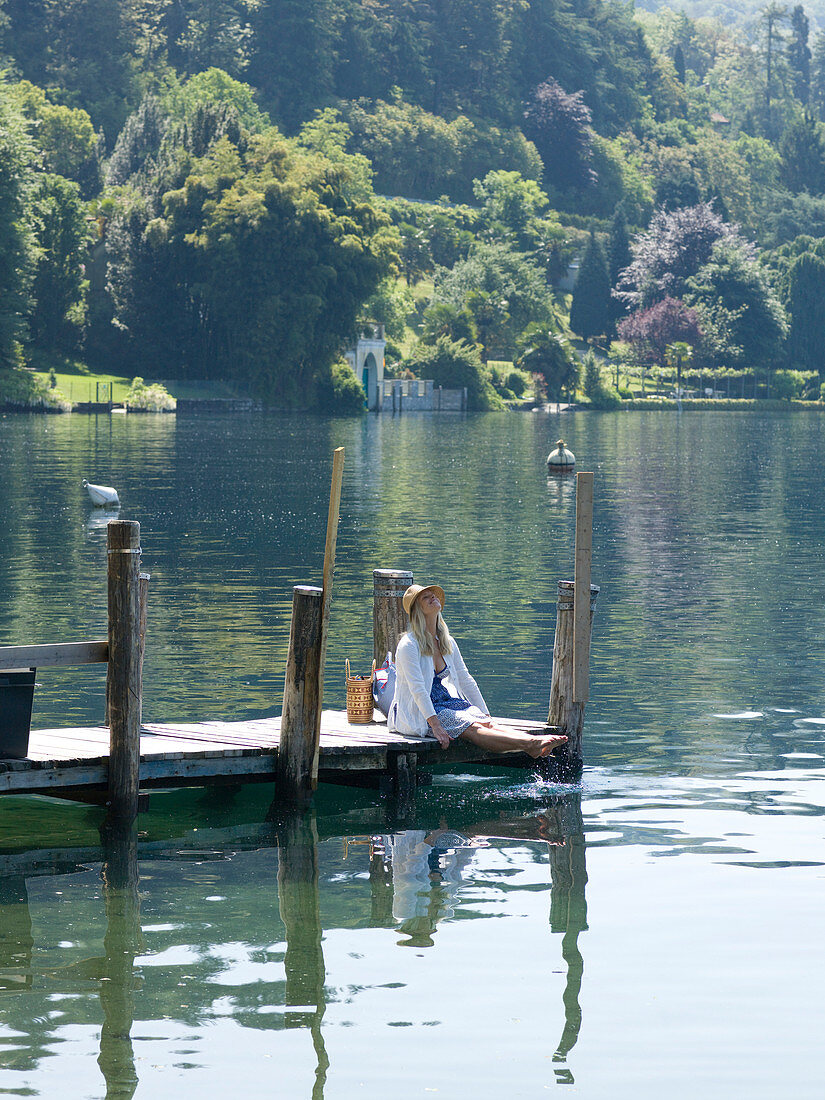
[788,252,825,371]
[788,5,812,104]
[570,231,612,342]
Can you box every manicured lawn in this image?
[29,354,246,404]
[35,370,133,403]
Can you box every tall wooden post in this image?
[138,572,149,726]
[373,569,413,664]
[547,580,599,778]
[312,448,344,787]
[573,472,593,704]
[278,586,323,805]
[107,521,142,824]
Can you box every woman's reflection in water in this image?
[372,823,489,947]
[371,794,588,1085]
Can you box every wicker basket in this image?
[346,658,376,724]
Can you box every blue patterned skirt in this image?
[430,670,486,738]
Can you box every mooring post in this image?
[373,568,414,664]
[547,581,599,778]
[311,447,345,789]
[573,472,593,704]
[106,520,143,824]
[138,572,149,727]
[278,585,324,805]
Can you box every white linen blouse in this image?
[389,630,488,737]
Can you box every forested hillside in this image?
[2,0,825,408]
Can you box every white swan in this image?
[82,478,120,507]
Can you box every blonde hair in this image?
[409,601,453,657]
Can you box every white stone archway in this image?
[344,324,386,410]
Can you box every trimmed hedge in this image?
[621,398,825,411]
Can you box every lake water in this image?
[0,409,823,1098]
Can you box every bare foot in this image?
[524,734,567,759]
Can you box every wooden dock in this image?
[0,455,598,815]
[0,712,552,799]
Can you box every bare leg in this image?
[459,723,567,759]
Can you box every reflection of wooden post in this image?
[278,586,323,806]
[98,821,141,1099]
[544,794,587,1078]
[0,876,33,992]
[107,521,142,824]
[547,581,599,779]
[573,473,593,704]
[278,813,328,1098]
[373,569,413,663]
[369,841,395,927]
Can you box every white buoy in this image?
[546,439,575,474]
[82,478,120,507]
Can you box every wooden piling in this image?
[373,569,414,664]
[547,580,599,778]
[106,521,143,824]
[278,586,324,805]
[138,572,149,726]
[573,472,593,704]
[312,448,344,787]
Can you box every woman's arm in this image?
[449,639,488,714]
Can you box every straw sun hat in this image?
[402,583,446,617]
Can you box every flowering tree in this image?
[618,297,702,369]
[615,202,747,309]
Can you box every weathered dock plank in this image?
[0,709,555,798]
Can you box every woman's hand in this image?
[427,717,450,749]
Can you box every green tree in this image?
[608,204,631,329]
[361,276,413,345]
[761,3,790,137]
[296,108,373,201]
[170,0,254,77]
[811,30,825,117]
[570,232,612,341]
[165,68,270,132]
[6,80,102,196]
[248,0,338,131]
[473,169,548,248]
[105,95,168,187]
[431,241,552,359]
[787,251,825,371]
[685,239,788,370]
[582,348,621,407]
[779,111,825,192]
[28,173,90,350]
[340,95,541,204]
[517,326,578,401]
[402,334,502,410]
[0,87,35,366]
[107,130,396,402]
[673,44,687,84]
[421,302,478,347]
[5,0,142,141]
[788,5,811,102]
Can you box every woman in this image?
[389,583,568,759]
